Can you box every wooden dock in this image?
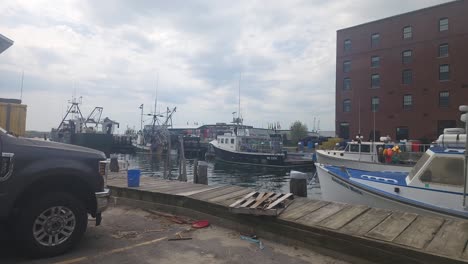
[107,172,468,264]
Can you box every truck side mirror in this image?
[0,153,14,181]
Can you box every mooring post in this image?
[178,136,187,181]
[290,171,307,197]
[193,159,199,183]
[110,155,119,172]
[195,161,208,185]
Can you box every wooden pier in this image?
[107,172,468,264]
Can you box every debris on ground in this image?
[112,231,139,239]
[112,229,165,239]
[168,232,192,241]
[240,235,265,250]
[192,220,210,229]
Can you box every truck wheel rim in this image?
[33,206,76,247]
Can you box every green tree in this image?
[290,121,308,145]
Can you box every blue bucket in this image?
[127,169,141,187]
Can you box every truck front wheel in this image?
[16,192,88,257]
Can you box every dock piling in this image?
[195,161,208,185]
[289,171,307,197]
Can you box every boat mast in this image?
[238,71,241,125]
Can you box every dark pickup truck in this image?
[0,127,110,257]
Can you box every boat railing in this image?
[377,143,432,165]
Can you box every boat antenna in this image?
[20,70,24,101]
[155,71,159,115]
[238,71,241,125]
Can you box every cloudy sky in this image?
[0,0,451,132]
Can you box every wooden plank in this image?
[190,186,237,199]
[190,186,242,201]
[256,192,265,200]
[318,205,369,230]
[427,219,468,258]
[208,189,253,203]
[279,200,329,221]
[266,193,293,209]
[365,212,417,242]
[278,197,310,213]
[229,192,257,207]
[250,192,275,208]
[240,197,257,207]
[393,216,445,250]
[153,184,202,193]
[339,208,392,236]
[268,192,284,202]
[296,202,348,225]
[177,186,222,196]
[170,185,211,195]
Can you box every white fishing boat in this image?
[316,106,468,219]
[316,139,426,172]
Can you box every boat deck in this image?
[108,172,468,263]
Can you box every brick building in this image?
[335,0,468,142]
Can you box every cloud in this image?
[0,0,453,131]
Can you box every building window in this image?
[339,122,350,140]
[343,78,351,90]
[439,91,449,107]
[403,95,413,109]
[439,18,449,31]
[343,99,351,112]
[371,97,379,112]
[371,56,380,68]
[402,50,412,64]
[402,70,412,85]
[439,44,449,57]
[371,33,380,47]
[396,127,409,140]
[439,64,450,81]
[371,74,380,88]
[344,39,351,51]
[343,60,351,73]
[403,26,412,39]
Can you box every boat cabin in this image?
[215,131,283,154]
[406,147,465,192]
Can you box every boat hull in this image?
[316,150,411,172]
[316,164,467,219]
[212,144,285,166]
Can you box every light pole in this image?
[140,104,144,132]
[460,105,468,207]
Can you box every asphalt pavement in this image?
[0,205,352,264]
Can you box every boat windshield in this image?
[0,127,6,134]
[419,156,464,186]
[408,153,431,181]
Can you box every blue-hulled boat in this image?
[316,146,468,219]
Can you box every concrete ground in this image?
[1,206,351,264]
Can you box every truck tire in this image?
[15,192,88,258]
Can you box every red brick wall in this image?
[336,0,468,141]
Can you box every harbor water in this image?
[124,153,322,199]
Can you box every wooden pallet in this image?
[229,192,294,216]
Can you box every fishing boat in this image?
[315,138,426,172]
[133,105,177,154]
[316,146,468,219]
[50,97,133,155]
[210,125,315,167]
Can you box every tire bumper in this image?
[95,188,110,214]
